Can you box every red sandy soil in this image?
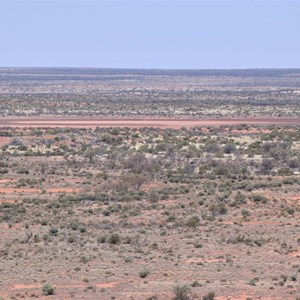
[225,220,284,226]
[0,179,15,183]
[11,284,40,290]
[289,251,300,257]
[0,199,17,203]
[291,195,300,202]
[11,281,119,291]
[0,187,81,194]
[0,137,10,146]
[0,136,11,146]
[186,258,225,264]
[216,295,283,300]
[1,117,300,129]
[3,281,120,300]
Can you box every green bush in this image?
[148,190,160,202]
[49,227,58,236]
[109,233,121,244]
[97,236,106,243]
[223,143,236,154]
[173,285,190,300]
[234,191,247,204]
[209,203,227,216]
[203,292,215,300]
[42,283,55,295]
[251,194,268,203]
[139,268,149,278]
[186,215,200,227]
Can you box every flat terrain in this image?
[0,68,299,300]
[1,117,300,129]
[1,125,300,299]
[1,68,300,118]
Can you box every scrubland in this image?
[0,68,299,299]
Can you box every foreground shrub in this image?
[250,194,268,203]
[109,233,121,244]
[139,268,149,278]
[203,292,215,300]
[173,285,191,300]
[186,215,200,227]
[42,283,55,295]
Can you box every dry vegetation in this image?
[0,68,299,300]
[1,68,300,118]
[1,125,300,299]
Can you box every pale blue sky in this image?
[0,1,299,69]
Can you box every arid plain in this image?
[0,69,299,300]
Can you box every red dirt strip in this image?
[1,117,300,129]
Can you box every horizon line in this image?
[1,67,300,70]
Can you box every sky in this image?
[0,1,299,69]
